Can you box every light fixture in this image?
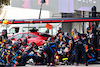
[89,0,92,1]
[89,0,92,3]
[93,0,96,3]
[78,0,81,1]
[86,0,88,3]
[83,0,85,2]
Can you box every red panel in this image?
[13,21,24,23]
[63,19,100,22]
[34,20,51,23]
[24,21,32,23]
[34,21,40,23]
[52,20,62,22]
[0,21,2,23]
[7,21,12,24]
[41,20,51,22]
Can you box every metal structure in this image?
[0,17,100,24]
[39,0,46,19]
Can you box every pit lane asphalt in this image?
[17,64,100,67]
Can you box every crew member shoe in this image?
[76,63,79,66]
[84,63,88,66]
[13,64,16,67]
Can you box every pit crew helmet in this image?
[71,28,77,35]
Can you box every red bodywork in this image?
[9,32,51,46]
